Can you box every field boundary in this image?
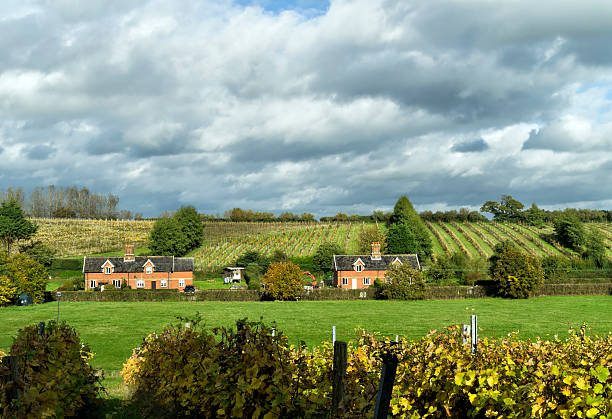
[46,283,612,302]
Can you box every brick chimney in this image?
[371,242,381,260]
[124,244,135,262]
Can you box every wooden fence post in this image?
[331,340,347,416]
[38,321,45,337]
[373,345,398,419]
[1,356,22,402]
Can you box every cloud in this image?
[0,0,612,216]
[451,138,488,153]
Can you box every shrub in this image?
[541,255,572,282]
[0,253,47,303]
[489,245,543,298]
[123,318,317,418]
[554,214,585,251]
[380,263,427,300]
[5,321,102,417]
[0,274,17,306]
[262,262,303,300]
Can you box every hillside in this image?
[25,218,612,268]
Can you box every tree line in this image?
[0,186,141,220]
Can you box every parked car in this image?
[183,285,196,293]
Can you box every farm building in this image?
[332,242,420,289]
[82,244,194,291]
[223,267,245,283]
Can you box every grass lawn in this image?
[1,296,610,394]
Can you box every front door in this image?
[351,278,357,289]
[151,281,156,290]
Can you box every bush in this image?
[0,253,47,303]
[4,321,102,417]
[262,262,303,300]
[380,263,427,300]
[554,214,585,251]
[123,318,317,418]
[541,255,572,282]
[50,258,83,271]
[489,246,543,298]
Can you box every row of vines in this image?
[121,319,612,418]
[21,218,612,266]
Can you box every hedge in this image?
[50,258,83,271]
[48,289,261,302]
[45,283,611,303]
[535,283,612,296]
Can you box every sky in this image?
[1,0,612,218]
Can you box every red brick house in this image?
[333,242,420,289]
[82,245,194,291]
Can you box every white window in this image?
[355,264,362,272]
[137,280,145,288]
[113,280,121,288]
[161,279,167,288]
[89,280,96,288]
[363,277,371,286]
[179,279,185,287]
[104,267,111,274]
[342,277,348,286]
[146,266,152,274]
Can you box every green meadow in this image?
[1,296,611,394]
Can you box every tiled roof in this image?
[83,256,194,273]
[333,254,420,271]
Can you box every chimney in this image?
[124,244,135,262]
[371,242,381,260]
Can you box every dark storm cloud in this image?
[451,138,488,153]
[1,0,612,216]
[25,144,56,160]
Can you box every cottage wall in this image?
[84,271,193,290]
[333,269,387,289]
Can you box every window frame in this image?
[104,266,111,275]
[179,279,185,287]
[137,279,145,288]
[160,279,167,288]
[145,266,152,274]
[363,277,371,286]
[89,280,96,288]
[342,277,348,286]
[355,264,363,272]
[113,279,121,288]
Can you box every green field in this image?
[1,297,611,394]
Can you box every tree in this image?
[388,196,432,260]
[489,245,543,299]
[523,203,545,227]
[262,262,303,300]
[235,250,269,270]
[386,224,418,254]
[149,217,189,256]
[380,263,427,300]
[553,214,585,251]
[480,195,525,221]
[357,226,387,254]
[244,263,263,290]
[19,241,55,268]
[0,200,38,252]
[0,253,47,303]
[174,206,204,250]
[583,230,607,268]
[313,242,343,272]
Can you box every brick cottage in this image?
[82,245,194,291]
[332,242,420,289]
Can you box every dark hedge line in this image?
[47,289,261,302]
[45,283,611,303]
[50,258,83,271]
[534,283,612,296]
